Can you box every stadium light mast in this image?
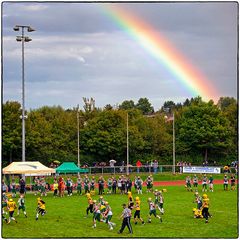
[77,104,80,175]
[13,25,35,165]
[126,112,129,175]
[164,108,176,174]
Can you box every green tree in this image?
[2,101,22,166]
[136,98,154,114]
[119,100,135,110]
[177,98,232,162]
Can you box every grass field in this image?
[2,184,238,238]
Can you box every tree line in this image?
[2,96,237,167]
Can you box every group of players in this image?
[2,172,237,234]
[2,192,46,224]
[84,187,164,234]
[185,173,236,192]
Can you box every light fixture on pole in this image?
[13,25,35,165]
[126,112,129,175]
[77,104,80,176]
[164,108,176,174]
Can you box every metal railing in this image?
[85,165,237,175]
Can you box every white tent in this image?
[2,161,55,175]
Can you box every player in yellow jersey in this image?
[127,192,134,210]
[7,199,17,224]
[201,194,210,223]
[192,208,203,218]
[85,193,94,217]
[36,197,46,220]
[133,196,145,225]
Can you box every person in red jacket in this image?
[136,160,142,173]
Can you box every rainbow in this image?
[102,4,218,101]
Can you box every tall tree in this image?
[2,101,22,165]
[177,99,232,162]
[119,100,135,110]
[136,98,154,114]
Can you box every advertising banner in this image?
[183,166,221,174]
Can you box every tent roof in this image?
[56,162,88,173]
[3,161,55,175]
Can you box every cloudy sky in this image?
[2,1,238,111]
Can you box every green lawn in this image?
[2,184,238,238]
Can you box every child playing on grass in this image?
[17,194,27,217]
[102,201,116,230]
[7,198,17,224]
[136,176,143,194]
[185,176,192,191]
[133,196,145,225]
[127,191,134,210]
[192,174,198,191]
[202,174,208,192]
[147,198,162,223]
[223,175,229,191]
[36,197,46,220]
[209,175,214,192]
[85,193,94,217]
[92,201,101,228]
[76,177,82,195]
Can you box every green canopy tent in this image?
[56,162,89,174]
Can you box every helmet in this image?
[100,196,103,199]
[105,201,109,205]
[148,197,152,201]
[9,199,13,202]
[202,194,208,199]
[159,190,162,194]
[154,189,158,192]
[127,191,132,195]
[86,193,90,197]
[135,196,140,201]
[93,200,97,203]
[192,208,197,212]
[37,197,41,201]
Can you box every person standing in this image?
[133,196,145,225]
[76,177,82,195]
[2,180,8,194]
[209,175,214,192]
[223,175,229,191]
[84,175,90,194]
[90,177,96,193]
[98,176,104,195]
[17,194,27,217]
[112,177,117,194]
[185,176,192,191]
[53,180,58,197]
[202,174,208,192]
[192,174,198,191]
[66,177,73,196]
[230,174,236,190]
[153,160,158,174]
[136,160,142,173]
[136,176,143,194]
[19,178,26,195]
[118,203,133,234]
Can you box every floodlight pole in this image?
[77,104,80,176]
[173,112,176,174]
[126,112,129,175]
[13,25,35,166]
